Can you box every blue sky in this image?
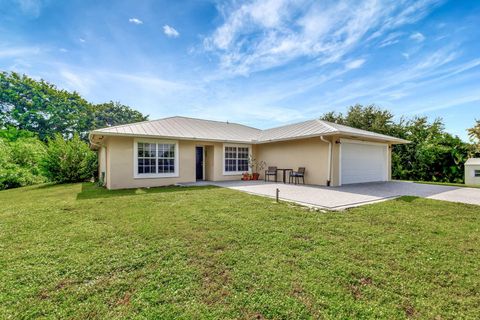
[1,0,479,140]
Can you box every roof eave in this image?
[89,129,410,145]
[335,131,410,144]
[89,131,255,144]
[256,132,336,144]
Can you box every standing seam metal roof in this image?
[90,116,408,144]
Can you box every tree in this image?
[468,119,480,152]
[321,104,403,137]
[392,117,471,183]
[0,72,148,140]
[41,134,97,183]
[0,72,91,140]
[89,101,147,130]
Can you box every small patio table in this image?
[277,168,293,184]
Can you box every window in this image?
[135,140,178,177]
[238,147,249,171]
[137,143,156,174]
[224,145,249,173]
[475,170,480,177]
[158,144,175,173]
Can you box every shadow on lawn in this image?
[395,195,419,203]
[76,183,218,200]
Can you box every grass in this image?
[1,183,479,319]
[400,180,480,189]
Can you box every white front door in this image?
[340,140,388,185]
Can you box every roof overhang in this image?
[89,131,255,145]
[89,130,409,146]
[333,131,410,144]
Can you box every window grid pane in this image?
[224,146,249,172]
[158,143,175,174]
[138,143,157,174]
[138,142,176,175]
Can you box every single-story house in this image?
[465,158,480,185]
[89,116,409,190]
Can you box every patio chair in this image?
[265,166,277,182]
[289,167,305,184]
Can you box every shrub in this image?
[9,137,46,175]
[0,137,46,190]
[41,134,97,183]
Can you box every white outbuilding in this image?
[465,158,480,185]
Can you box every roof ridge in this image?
[91,118,161,131]
[262,118,317,132]
[171,116,261,131]
[316,119,339,132]
[91,115,262,133]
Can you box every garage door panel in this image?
[341,142,387,184]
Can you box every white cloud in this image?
[402,52,410,59]
[379,32,404,47]
[345,59,366,70]
[59,69,94,94]
[410,32,426,42]
[59,48,68,53]
[129,18,143,25]
[0,46,41,58]
[79,38,86,43]
[163,25,180,38]
[415,49,457,69]
[16,0,43,17]
[412,95,480,114]
[204,0,442,75]
[310,48,470,109]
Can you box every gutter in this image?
[320,136,332,186]
[89,134,105,150]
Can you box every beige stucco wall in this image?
[98,146,107,184]
[205,145,215,181]
[387,144,392,180]
[104,136,247,189]
[105,136,195,189]
[102,134,394,189]
[255,137,331,185]
[465,165,480,185]
[330,135,341,186]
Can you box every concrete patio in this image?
[184,180,480,210]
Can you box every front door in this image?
[195,146,203,180]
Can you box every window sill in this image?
[134,174,179,179]
[223,171,246,176]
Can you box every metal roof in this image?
[465,158,480,165]
[90,116,409,144]
[90,116,261,143]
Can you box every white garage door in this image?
[341,140,388,185]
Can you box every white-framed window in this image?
[134,139,179,178]
[223,144,250,175]
[474,170,480,177]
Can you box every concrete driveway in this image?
[203,180,480,210]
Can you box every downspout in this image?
[320,136,332,186]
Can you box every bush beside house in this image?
[0,131,97,190]
[41,134,97,183]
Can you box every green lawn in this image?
[399,180,480,188]
[1,183,479,319]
